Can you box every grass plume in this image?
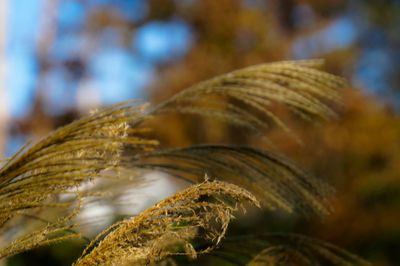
[0,101,157,256]
[151,60,345,135]
[246,234,371,266]
[73,180,260,266]
[210,233,371,266]
[0,60,364,265]
[135,145,333,216]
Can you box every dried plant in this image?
[194,233,371,266]
[0,101,157,257]
[0,60,369,265]
[247,234,371,266]
[73,180,259,266]
[135,145,332,216]
[151,59,344,135]
[0,210,81,259]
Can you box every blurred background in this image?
[1,0,400,265]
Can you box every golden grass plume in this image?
[73,180,260,266]
[248,234,371,266]
[0,101,157,256]
[0,60,347,260]
[200,233,371,266]
[135,145,333,216]
[152,60,345,134]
